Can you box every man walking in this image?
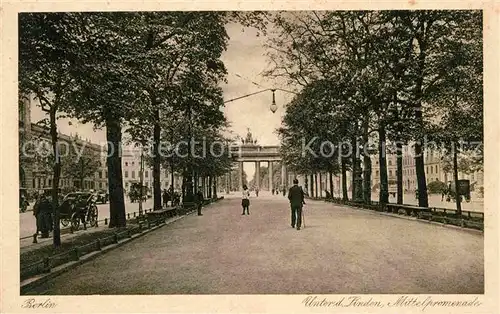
[288,179,305,230]
[195,186,204,216]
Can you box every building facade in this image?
[371,145,483,193]
[19,95,105,193]
[121,147,182,195]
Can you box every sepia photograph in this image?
[1,1,499,313]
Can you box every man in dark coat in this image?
[288,179,305,230]
[162,189,169,208]
[34,193,53,238]
[195,186,204,216]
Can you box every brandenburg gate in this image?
[227,130,295,192]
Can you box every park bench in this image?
[430,207,483,229]
[386,203,429,216]
[146,209,170,222]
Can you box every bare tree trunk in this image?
[329,170,334,199]
[318,172,322,197]
[170,164,175,189]
[379,124,389,206]
[49,108,61,247]
[453,143,462,216]
[351,135,361,202]
[414,35,429,208]
[106,117,126,228]
[153,108,162,210]
[362,117,371,204]
[341,159,348,201]
[309,174,314,197]
[213,176,217,199]
[314,173,318,198]
[396,142,404,204]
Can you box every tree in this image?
[64,13,142,228]
[266,10,482,210]
[422,11,482,214]
[126,12,268,208]
[19,13,83,246]
[388,10,482,208]
[61,140,100,190]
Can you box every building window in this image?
[131,171,135,179]
[132,162,135,166]
[375,170,379,177]
[430,166,433,174]
[99,171,102,179]
[99,182,102,189]
[125,171,128,178]
[125,162,128,167]
[105,171,108,178]
[125,182,129,187]
[146,182,149,187]
[389,170,393,177]
[145,171,148,178]
[388,160,392,166]
[32,178,36,189]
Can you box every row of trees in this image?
[19,12,267,246]
[265,11,483,213]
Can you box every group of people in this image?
[270,188,287,196]
[241,179,306,230]
[162,186,205,216]
[161,187,181,208]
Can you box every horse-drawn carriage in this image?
[170,191,181,206]
[129,183,149,203]
[59,192,98,230]
[444,180,471,203]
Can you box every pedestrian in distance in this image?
[241,184,250,215]
[271,188,275,195]
[288,179,305,230]
[195,186,204,216]
[162,189,169,208]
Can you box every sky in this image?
[30,21,295,180]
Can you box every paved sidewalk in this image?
[24,197,483,295]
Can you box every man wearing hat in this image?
[195,186,204,216]
[288,178,305,230]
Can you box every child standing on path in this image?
[241,185,250,215]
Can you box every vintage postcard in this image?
[1,0,499,313]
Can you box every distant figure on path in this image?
[288,179,305,230]
[195,187,204,216]
[255,187,259,197]
[282,187,286,197]
[271,188,275,195]
[241,184,250,215]
[162,189,169,208]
